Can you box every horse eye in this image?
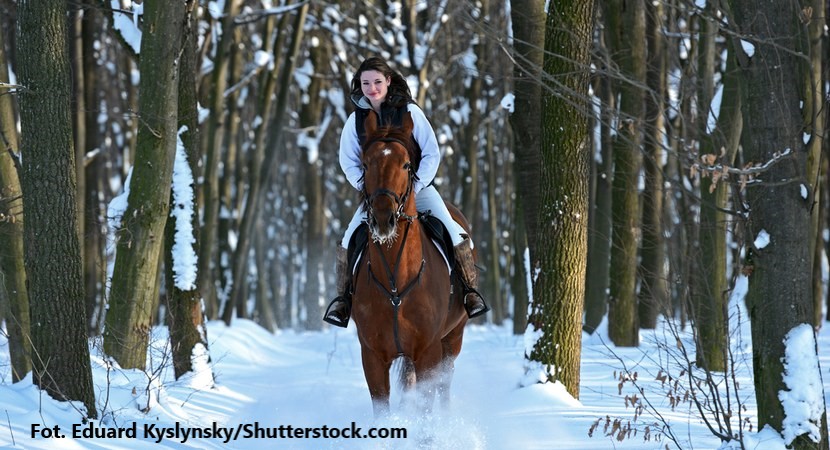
[403,162,411,170]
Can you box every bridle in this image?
[361,137,419,224]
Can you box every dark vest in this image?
[354,102,423,172]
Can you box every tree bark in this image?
[637,0,668,329]
[583,43,614,334]
[165,0,211,381]
[16,0,97,417]
[104,0,187,370]
[508,0,545,259]
[527,0,595,398]
[729,0,830,446]
[0,15,31,382]
[695,32,742,372]
[607,0,645,347]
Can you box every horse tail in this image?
[392,355,416,392]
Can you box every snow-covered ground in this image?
[0,277,817,449]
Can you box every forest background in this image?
[1,0,829,448]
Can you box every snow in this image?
[500,93,515,113]
[754,229,770,249]
[170,128,198,291]
[741,40,756,58]
[5,286,830,450]
[779,324,824,445]
[110,0,143,54]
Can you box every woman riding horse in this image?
[349,108,473,415]
[324,56,488,327]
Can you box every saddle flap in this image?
[420,214,456,270]
[348,223,369,275]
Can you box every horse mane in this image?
[361,124,413,156]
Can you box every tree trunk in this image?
[730,0,830,446]
[199,0,241,319]
[527,0,595,398]
[695,34,742,372]
[165,0,211,381]
[104,0,186,370]
[0,16,31,382]
[583,45,614,334]
[637,0,667,329]
[508,0,545,258]
[299,29,328,330]
[81,0,105,335]
[804,0,825,327]
[607,0,645,347]
[16,0,97,417]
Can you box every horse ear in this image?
[365,110,379,135]
[402,112,414,135]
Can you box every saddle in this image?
[347,214,456,278]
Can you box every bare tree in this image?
[16,0,96,417]
[527,0,595,397]
[728,0,830,446]
[0,14,30,382]
[606,0,645,347]
[104,0,187,369]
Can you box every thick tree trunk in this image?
[16,0,97,417]
[527,0,595,398]
[104,0,186,370]
[730,0,830,446]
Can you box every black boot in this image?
[324,247,352,328]
[453,237,490,319]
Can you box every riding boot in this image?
[453,237,490,319]
[324,247,352,328]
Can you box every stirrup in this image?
[463,289,489,319]
[324,297,351,328]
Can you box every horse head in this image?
[361,111,417,246]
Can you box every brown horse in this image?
[351,111,470,416]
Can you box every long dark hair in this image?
[350,56,413,108]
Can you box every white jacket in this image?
[339,98,440,194]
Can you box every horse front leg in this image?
[413,342,443,414]
[361,348,392,417]
[438,321,466,409]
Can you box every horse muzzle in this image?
[368,197,399,245]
